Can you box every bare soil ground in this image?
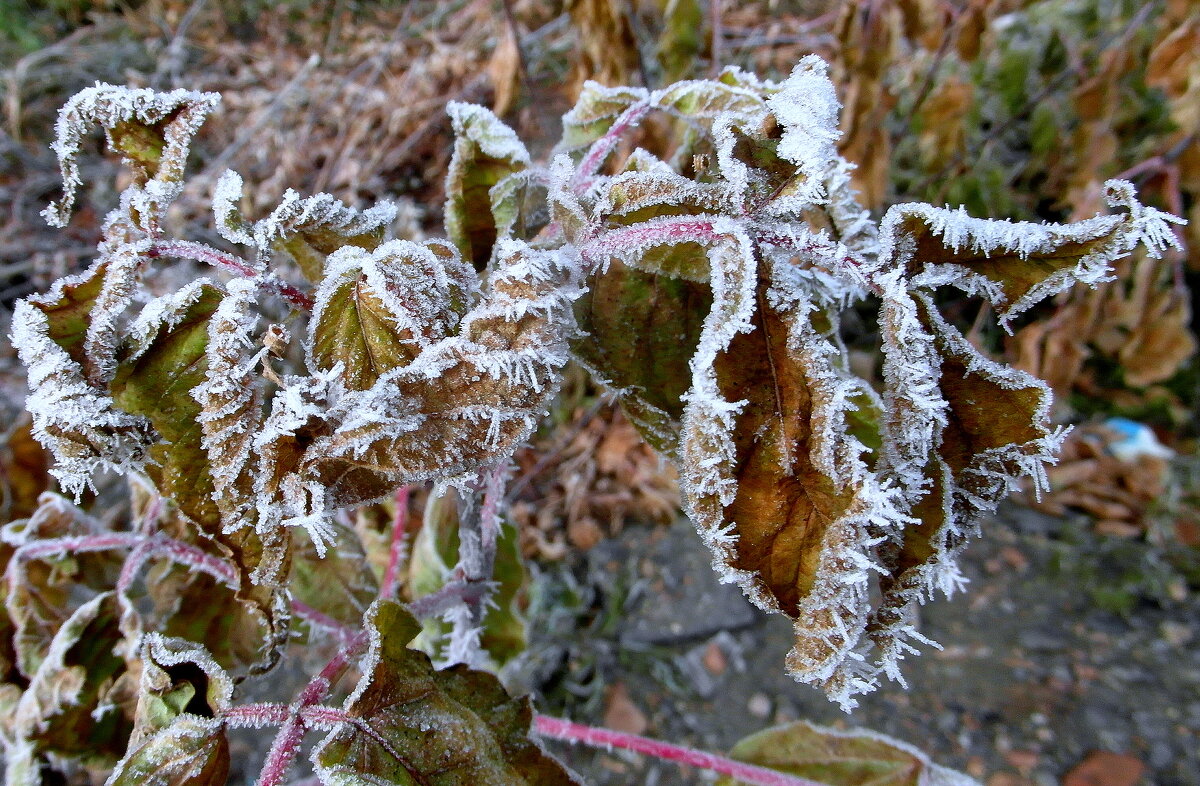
[523,502,1200,786]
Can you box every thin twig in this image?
[500,0,533,104]
[709,0,723,77]
[149,240,313,310]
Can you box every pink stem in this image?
[571,100,652,193]
[291,600,358,645]
[253,633,368,786]
[533,716,829,786]
[578,215,720,276]
[379,486,411,600]
[222,703,291,729]
[11,533,143,562]
[150,240,314,310]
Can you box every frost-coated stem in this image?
[253,631,368,786]
[445,465,507,664]
[533,716,828,786]
[11,531,237,590]
[379,485,411,599]
[406,578,493,620]
[149,240,314,310]
[291,600,358,645]
[572,100,652,193]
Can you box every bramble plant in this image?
[3,55,1185,784]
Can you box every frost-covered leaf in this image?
[110,283,290,669]
[256,240,579,539]
[557,82,647,154]
[111,282,224,527]
[678,248,894,706]
[3,493,122,677]
[6,593,132,785]
[191,278,263,538]
[12,259,155,497]
[107,636,233,786]
[407,485,528,668]
[869,294,1061,673]
[105,716,229,786]
[445,103,531,268]
[308,239,477,390]
[42,83,220,227]
[877,179,1187,330]
[719,720,979,786]
[311,599,576,786]
[213,170,398,282]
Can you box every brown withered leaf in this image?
[0,415,51,523]
[312,600,578,785]
[8,593,133,782]
[677,244,885,703]
[880,202,1131,328]
[4,493,123,678]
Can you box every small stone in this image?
[1062,752,1145,786]
[747,693,772,719]
[1160,621,1192,647]
[1000,546,1029,572]
[1005,750,1039,773]
[701,641,726,676]
[567,517,603,550]
[603,682,648,736]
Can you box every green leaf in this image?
[111,283,290,672]
[312,600,576,786]
[104,716,230,786]
[308,239,477,391]
[407,485,528,668]
[557,83,646,154]
[110,282,224,528]
[109,636,232,786]
[719,720,979,786]
[656,0,704,83]
[291,517,379,631]
[444,103,531,268]
[571,258,710,452]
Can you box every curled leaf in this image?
[42,83,219,227]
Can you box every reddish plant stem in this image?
[149,240,314,310]
[252,633,368,786]
[379,485,411,600]
[222,703,291,728]
[290,600,358,645]
[571,100,652,193]
[533,715,828,786]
